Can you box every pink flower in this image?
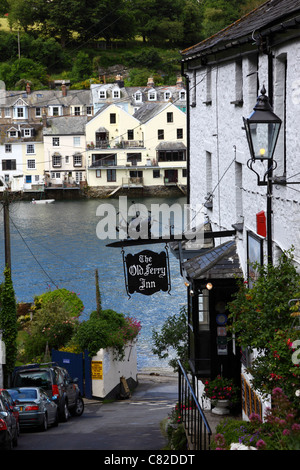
[256,439,266,449]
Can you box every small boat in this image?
[32,198,55,204]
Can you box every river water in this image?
[1,196,187,371]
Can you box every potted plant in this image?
[203,375,240,415]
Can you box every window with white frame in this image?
[148,90,157,101]
[135,92,142,102]
[8,129,17,138]
[73,106,81,116]
[49,106,62,116]
[112,89,120,99]
[86,106,92,115]
[4,108,11,117]
[26,144,35,154]
[52,137,60,146]
[73,136,80,147]
[5,144,12,153]
[164,91,172,101]
[179,90,186,101]
[75,171,83,182]
[99,89,106,99]
[27,159,36,169]
[73,154,82,167]
[52,154,61,167]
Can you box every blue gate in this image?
[52,349,92,398]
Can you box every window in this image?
[158,129,164,140]
[158,150,186,162]
[35,107,41,117]
[8,129,17,138]
[96,169,101,178]
[129,170,143,178]
[49,106,62,116]
[148,90,156,101]
[23,129,31,137]
[177,128,183,139]
[75,171,83,182]
[153,169,160,178]
[65,156,69,164]
[110,113,116,124]
[52,137,60,146]
[113,89,120,99]
[127,129,134,140]
[86,106,92,115]
[92,154,117,167]
[182,169,187,177]
[25,175,32,183]
[167,112,173,123]
[73,137,80,147]
[2,160,16,170]
[27,159,36,169]
[5,144,12,153]
[17,108,24,118]
[135,92,142,102]
[74,106,81,116]
[179,91,186,101]
[26,144,35,154]
[52,154,61,167]
[127,153,141,165]
[107,169,116,182]
[4,108,10,117]
[99,90,106,99]
[165,91,172,101]
[73,154,82,167]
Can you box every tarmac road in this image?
[14,372,179,452]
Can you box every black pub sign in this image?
[125,249,171,296]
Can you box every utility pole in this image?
[3,191,11,272]
[95,269,102,316]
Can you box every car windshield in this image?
[8,388,38,400]
[14,370,51,389]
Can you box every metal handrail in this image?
[178,360,212,450]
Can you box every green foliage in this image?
[212,388,300,450]
[203,375,240,406]
[24,295,80,360]
[0,57,48,89]
[227,249,300,404]
[0,267,18,383]
[71,51,93,83]
[73,309,141,359]
[33,288,84,317]
[152,306,188,371]
[165,403,187,450]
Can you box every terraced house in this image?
[0,77,187,196]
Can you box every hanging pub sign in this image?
[123,248,171,298]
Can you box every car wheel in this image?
[71,397,84,417]
[61,401,69,422]
[40,413,48,432]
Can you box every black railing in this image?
[178,360,212,450]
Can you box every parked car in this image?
[12,363,84,421]
[0,389,20,436]
[7,387,59,431]
[0,394,18,449]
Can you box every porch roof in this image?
[182,240,242,281]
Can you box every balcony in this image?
[122,177,144,188]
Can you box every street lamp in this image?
[243,85,282,184]
[243,85,282,265]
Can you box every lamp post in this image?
[243,86,282,265]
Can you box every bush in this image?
[73,309,141,359]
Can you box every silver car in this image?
[7,387,59,431]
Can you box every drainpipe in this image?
[181,60,190,206]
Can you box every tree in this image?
[152,306,188,371]
[0,267,18,386]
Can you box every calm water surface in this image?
[1,196,187,371]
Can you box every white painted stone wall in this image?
[187,37,300,273]
[91,342,137,399]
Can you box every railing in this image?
[178,360,212,450]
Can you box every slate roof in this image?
[181,0,300,59]
[133,103,173,124]
[43,115,88,135]
[183,240,242,280]
[1,89,92,108]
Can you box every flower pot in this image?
[212,399,230,415]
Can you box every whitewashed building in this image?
[180,0,300,420]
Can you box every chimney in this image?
[115,74,124,88]
[26,82,31,94]
[176,76,184,88]
[147,77,154,87]
[61,81,67,97]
